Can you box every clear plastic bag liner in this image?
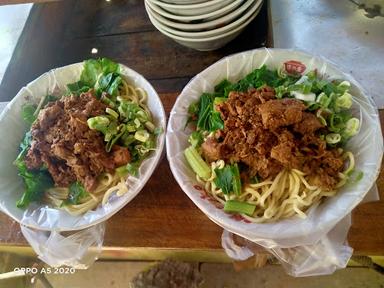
[221,229,254,261]
[222,186,378,277]
[222,215,352,277]
[0,63,166,267]
[166,48,383,276]
[21,222,105,269]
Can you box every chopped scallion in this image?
[326,133,341,144]
[335,92,353,109]
[343,118,360,138]
[224,200,256,216]
[135,130,150,142]
[184,146,211,180]
[106,107,119,119]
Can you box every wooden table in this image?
[0,0,383,263]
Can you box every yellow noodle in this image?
[199,153,353,223]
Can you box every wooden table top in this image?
[0,0,383,258]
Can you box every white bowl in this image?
[145,0,244,23]
[147,3,261,51]
[148,0,234,16]
[160,0,206,4]
[146,0,259,32]
[0,62,166,231]
[166,48,383,245]
[147,0,262,39]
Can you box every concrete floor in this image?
[1,253,384,288]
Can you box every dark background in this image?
[0,0,269,101]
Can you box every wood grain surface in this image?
[0,0,383,257]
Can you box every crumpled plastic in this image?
[21,223,105,269]
[0,62,166,267]
[221,185,379,277]
[166,48,383,276]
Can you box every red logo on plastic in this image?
[284,60,306,75]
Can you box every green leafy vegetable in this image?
[115,165,128,177]
[154,127,163,136]
[224,200,256,216]
[213,97,227,106]
[231,163,241,196]
[15,132,32,164]
[214,79,233,97]
[184,146,211,180]
[80,59,102,86]
[230,65,299,92]
[64,182,88,205]
[104,121,118,142]
[350,171,364,183]
[210,111,224,131]
[126,161,141,177]
[15,163,54,209]
[106,124,126,152]
[121,132,136,146]
[14,132,54,209]
[67,58,120,97]
[188,130,204,148]
[185,102,199,128]
[21,104,37,125]
[197,93,214,130]
[97,72,122,98]
[214,163,242,195]
[67,81,91,95]
[195,93,224,132]
[44,94,59,104]
[214,165,233,194]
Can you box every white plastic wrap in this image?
[21,223,105,269]
[0,63,166,267]
[166,48,383,276]
[222,185,379,276]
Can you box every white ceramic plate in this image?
[166,49,383,246]
[0,62,166,231]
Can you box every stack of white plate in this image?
[145,0,264,51]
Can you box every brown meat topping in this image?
[293,112,324,134]
[25,91,131,192]
[258,98,306,130]
[201,86,344,190]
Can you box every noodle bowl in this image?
[0,62,166,231]
[167,48,382,243]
